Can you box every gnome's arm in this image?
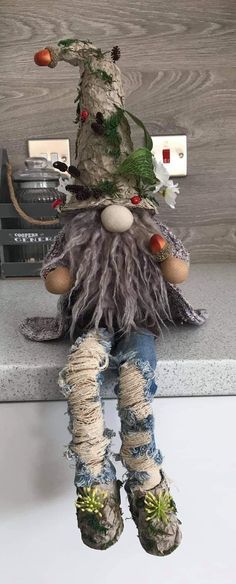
[153,221,190,285]
[41,229,75,294]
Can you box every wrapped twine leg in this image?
[114,331,182,556]
[119,361,163,491]
[61,331,112,482]
[58,329,123,550]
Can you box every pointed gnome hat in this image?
[34,39,179,214]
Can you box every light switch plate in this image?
[28,139,70,166]
[152,135,187,177]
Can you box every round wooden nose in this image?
[100,205,134,233]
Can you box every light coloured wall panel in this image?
[1,0,236,261]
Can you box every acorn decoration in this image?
[91,122,105,135]
[53,161,80,179]
[65,184,102,201]
[111,46,121,63]
[91,111,105,135]
[34,48,52,66]
[53,161,68,173]
[149,234,167,254]
[68,165,81,178]
[96,112,104,125]
[149,234,172,262]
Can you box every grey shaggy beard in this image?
[46,209,174,337]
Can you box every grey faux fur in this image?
[20,210,208,342]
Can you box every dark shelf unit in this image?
[0,149,60,278]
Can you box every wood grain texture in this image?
[0,0,236,261]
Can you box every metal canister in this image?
[13,157,59,262]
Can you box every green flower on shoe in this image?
[75,487,107,518]
[144,490,176,524]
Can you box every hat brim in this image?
[60,196,158,213]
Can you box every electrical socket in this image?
[28,139,70,166]
[152,135,187,177]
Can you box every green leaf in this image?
[115,107,153,151]
[74,93,80,103]
[102,109,124,159]
[85,513,108,534]
[94,69,113,84]
[58,39,79,47]
[95,180,118,196]
[116,147,156,184]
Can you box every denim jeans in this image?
[110,329,158,398]
[59,328,164,489]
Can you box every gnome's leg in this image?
[113,330,163,490]
[113,330,182,556]
[58,328,123,550]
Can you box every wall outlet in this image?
[152,135,187,177]
[28,139,70,166]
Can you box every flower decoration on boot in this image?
[75,487,107,518]
[144,490,177,524]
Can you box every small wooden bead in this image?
[160,256,189,284]
[45,266,74,295]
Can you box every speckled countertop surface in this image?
[1,263,235,401]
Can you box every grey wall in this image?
[1,0,236,262]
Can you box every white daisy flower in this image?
[152,157,170,186]
[163,180,180,209]
[151,156,180,208]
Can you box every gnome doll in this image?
[21,39,207,555]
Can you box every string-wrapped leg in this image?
[59,328,123,550]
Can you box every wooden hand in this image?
[45,266,75,294]
[160,255,189,284]
[149,233,189,284]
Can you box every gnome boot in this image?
[76,480,124,550]
[125,470,182,556]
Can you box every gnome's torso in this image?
[20,219,207,343]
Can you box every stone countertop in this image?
[1,263,235,401]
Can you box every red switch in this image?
[162,148,170,163]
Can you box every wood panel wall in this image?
[1,0,236,262]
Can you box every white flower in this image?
[152,157,170,186]
[57,175,74,204]
[163,180,180,209]
[151,156,180,208]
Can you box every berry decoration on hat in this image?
[130,195,141,205]
[51,198,64,209]
[80,109,89,122]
